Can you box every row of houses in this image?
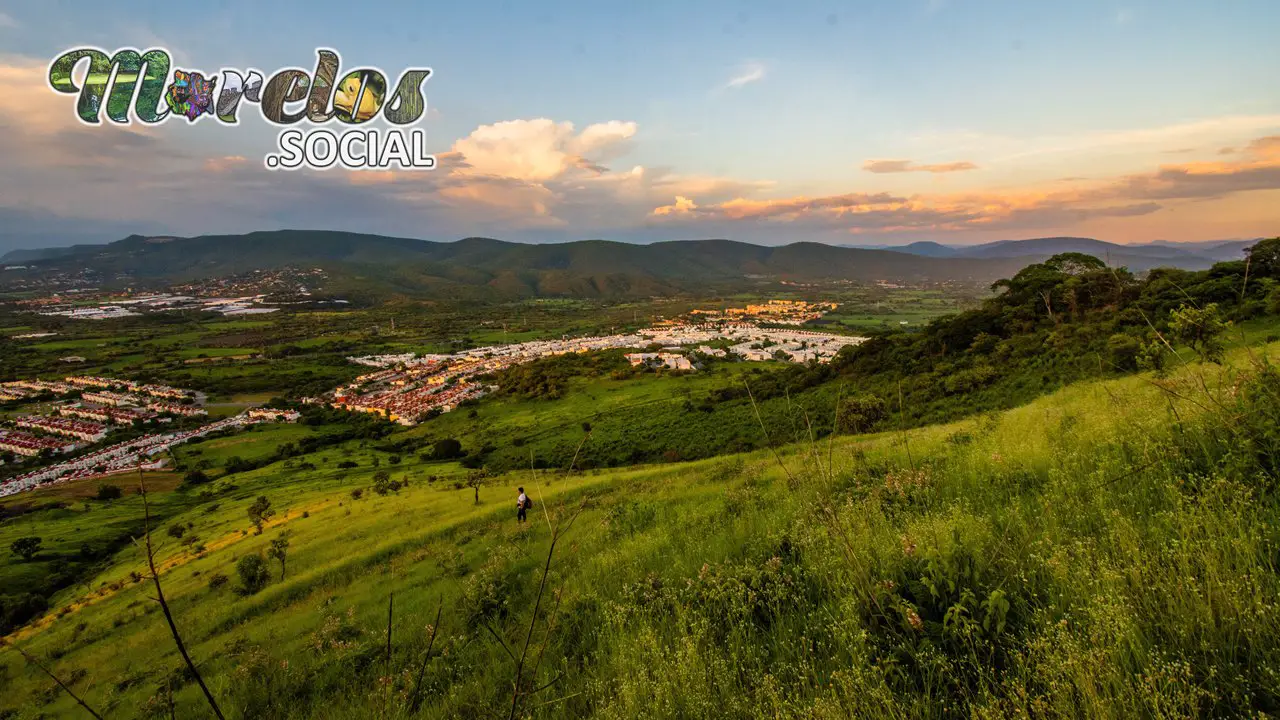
[14,415,109,443]
[0,429,76,457]
[0,411,290,498]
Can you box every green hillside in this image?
[3,334,1279,718]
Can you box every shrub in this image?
[235,554,270,595]
[182,470,211,486]
[432,438,463,459]
[94,484,123,501]
[207,573,229,591]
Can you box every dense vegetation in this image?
[2,241,1279,718]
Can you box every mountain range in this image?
[846,236,1257,266]
[0,232,1261,299]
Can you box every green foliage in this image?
[234,554,270,596]
[1106,333,1141,370]
[836,393,887,434]
[1169,303,1231,362]
[267,534,290,581]
[247,496,274,534]
[430,435,460,456]
[182,469,211,486]
[9,536,42,562]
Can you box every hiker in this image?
[516,487,530,522]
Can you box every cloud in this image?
[0,12,18,29]
[724,62,765,90]
[863,159,979,174]
[204,156,248,172]
[650,135,1280,236]
[448,118,636,182]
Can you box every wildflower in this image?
[901,536,917,557]
[906,608,923,631]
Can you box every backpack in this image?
[524,497,534,510]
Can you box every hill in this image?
[2,334,1278,717]
[0,231,1203,298]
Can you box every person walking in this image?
[516,487,529,523]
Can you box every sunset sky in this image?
[1,0,1278,252]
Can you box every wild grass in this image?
[2,340,1279,718]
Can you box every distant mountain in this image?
[868,236,1260,271]
[2,231,1036,298]
[2,231,1261,299]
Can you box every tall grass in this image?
[5,344,1280,718]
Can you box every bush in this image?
[94,484,123,501]
[207,573,229,591]
[350,488,363,500]
[235,554,270,595]
[432,438,463,459]
[182,469,211,486]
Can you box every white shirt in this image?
[517,492,527,507]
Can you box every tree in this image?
[235,554,270,595]
[267,534,290,581]
[183,469,211,486]
[10,536,42,562]
[1246,237,1280,277]
[433,438,463,459]
[466,469,488,505]
[1169,303,1230,362]
[167,524,186,540]
[372,469,393,495]
[247,496,274,535]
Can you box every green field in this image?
[3,337,1279,717]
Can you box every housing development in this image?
[335,320,863,425]
[0,375,303,497]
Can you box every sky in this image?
[1,0,1278,252]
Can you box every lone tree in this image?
[10,536,42,562]
[267,533,290,581]
[235,554,271,595]
[247,496,275,535]
[373,469,393,495]
[466,469,488,505]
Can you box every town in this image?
[334,320,863,425]
[0,375,301,497]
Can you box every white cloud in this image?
[724,62,765,90]
[449,118,637,182]
[0,12,18,29]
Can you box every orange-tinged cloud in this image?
[653,135,1280,235]
[863,159,979,174]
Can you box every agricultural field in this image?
[2,338,1278,717]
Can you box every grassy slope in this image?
[2,340,1280,717]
